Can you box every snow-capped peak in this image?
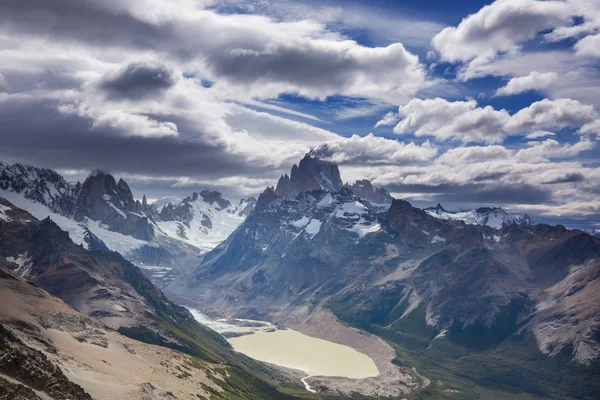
[150,191,255,252]
[425,204,533,229]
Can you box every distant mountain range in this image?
[0,162,257,265]
[424,203,534,228]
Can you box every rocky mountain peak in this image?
[73,171,154,241]
[0,161,76,214]
[256,186,279,210]
[235,196,257,216]
[193,190,231,210]
[347,179,393,207]
[275,150,343,198]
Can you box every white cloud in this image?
[430,0,600,114]
[525,130,556,139]
[431,0,571,64]
[437,145,512,165]
[320,133,438,165]
[393,98,510,143]
[392,97,597,143]
[516,137,595,162]
[505,98,597,133]
[495,71,558,96]
[575,33,600,57]
[374,111,399,128]
[579,119,600,136]
[0,0,429,105]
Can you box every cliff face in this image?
[72,171,154,241]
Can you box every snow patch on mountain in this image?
[425,204,533,229]
[152,193,251,252]
[0,189,153,258]
[335,200,380,238]
[305,219,322,238]
[291,216,311,228]
[0,189,89,246]
[6,253,32,277]
[0,203,11,222]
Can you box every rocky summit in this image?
[275,148,344,198]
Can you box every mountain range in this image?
[174,151,600,399]
[1,153,599,400]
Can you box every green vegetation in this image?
[328,295,600,400]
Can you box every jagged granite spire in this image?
[275,149,343,198]
[73,171,154,241]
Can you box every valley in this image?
[3,2,600,399]
[1,154,600,400]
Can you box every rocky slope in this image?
[0,264,294,400]
[346,179,393,209]
[72,170,154,241]
[169,151,600,398]
[0,197,312,399]
[0,197,230,361]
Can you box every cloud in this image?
[542,172,585,184]
[374,111,399,128]
[0,73,8,92]
[392,97,597,143]
[386,182,553,205]
[207,41,427,103]
[101,62,177,99]
[317,133,438,165]
[437,145,512,165]
[0,95,252,178]
[431,0,571,64]
[579,119,600,136]
[393,98,510,143]
[515,138,595,162]
[0,0,428,104]
[495,71,558,96]
[505,98,597,133]
[575,33,600,57]
[430,0,600,105]
[525,130,556,139]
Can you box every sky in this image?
[1,0,600,232]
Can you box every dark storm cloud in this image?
[0,0,425,101]
[101,63,177,99]
[386,183,553,205]
[471,171,507,182]
[0,69,84,94]
[542,172,585,185]
[0,0,162,52]
[0,97,272,180]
